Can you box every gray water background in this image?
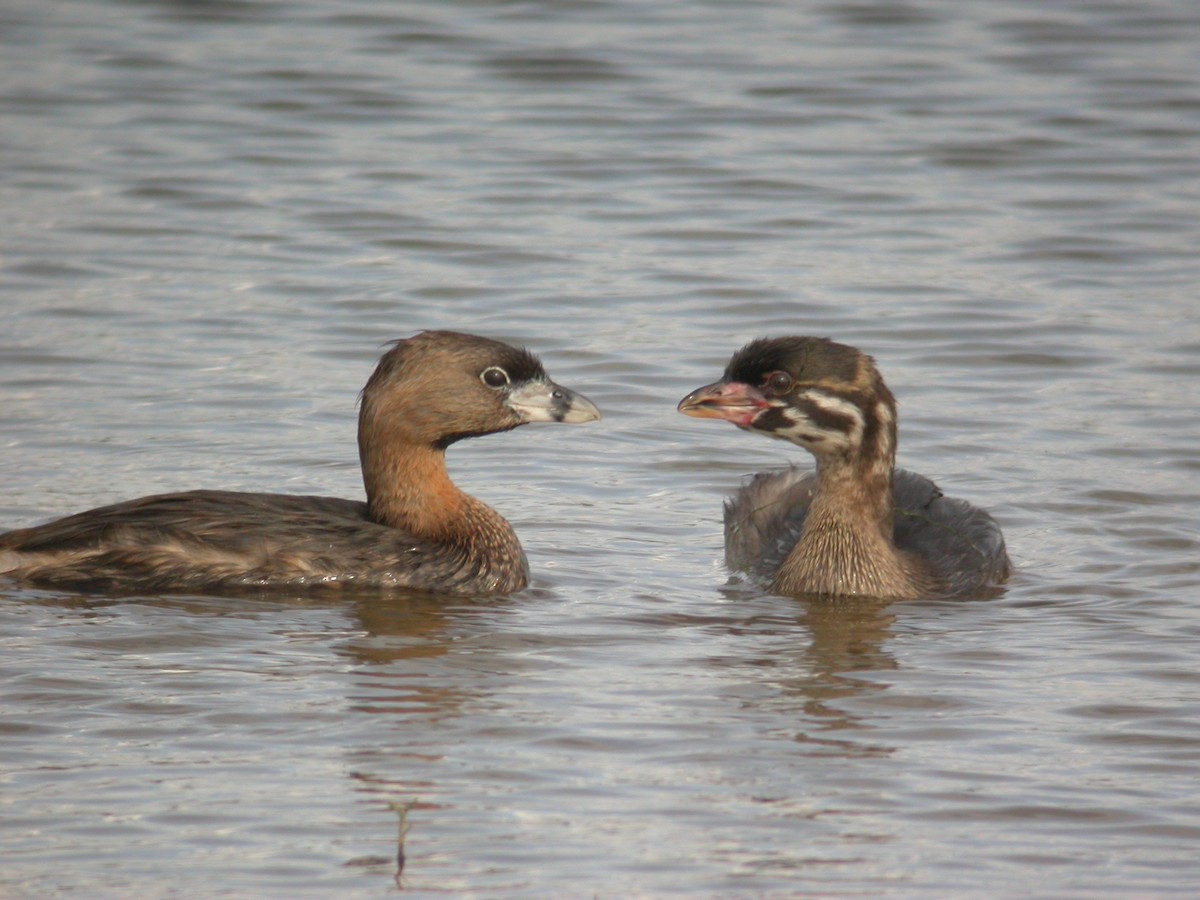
[2,0,1199,895]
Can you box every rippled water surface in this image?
[3,0,1199,896]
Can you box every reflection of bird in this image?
[1,331,599,595]
[679,336,1009,600]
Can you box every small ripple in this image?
[484,53,633,84]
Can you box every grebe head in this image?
[360,330,599,451]
[677,336,895,468]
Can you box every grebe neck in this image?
[773,389,930,599]
[363,442,463,534]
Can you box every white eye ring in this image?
[480,366,510,388]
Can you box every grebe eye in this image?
[765,371,792,392]
[481,366,510,388]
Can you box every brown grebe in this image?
[0,331,600,595]
[678,336,1009,600]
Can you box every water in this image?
[2,0,1199,895]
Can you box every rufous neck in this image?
[360,435,526,571]
[361,440,469,538]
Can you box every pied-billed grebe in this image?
[678,336,1009,600]
[0,331,600,596]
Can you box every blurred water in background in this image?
[2,0,1199,895]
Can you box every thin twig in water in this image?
[386,800,417,889]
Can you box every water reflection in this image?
[338,592,500,725]
[342,591,461,665]
[728,595,899,754]
[792,597,897,721]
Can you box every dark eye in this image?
[765,371,793,393]
[481,366,510,388]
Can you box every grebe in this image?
[0,331,600,595]
[678,336,1009,600]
